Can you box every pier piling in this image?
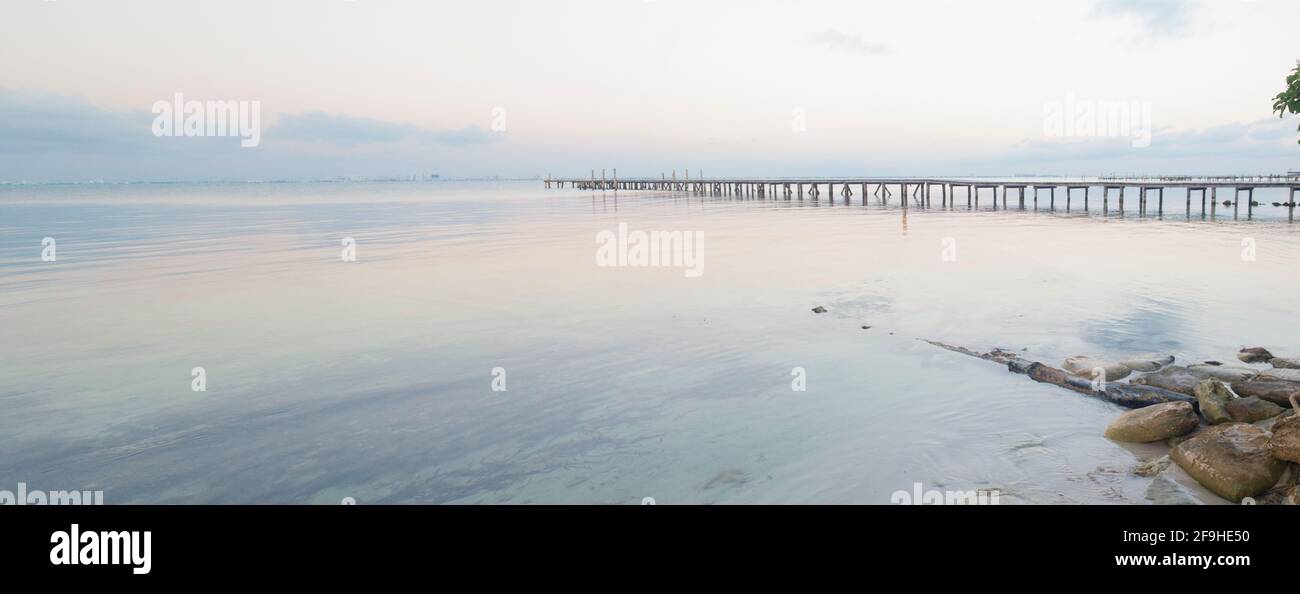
[551,174,1300,222]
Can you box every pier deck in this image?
[545,171,1300,220]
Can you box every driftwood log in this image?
[923,340,1197,410]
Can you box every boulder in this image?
[1186,364,1258,382]
[1238,347,1275,364]
[1133,366,1214,396]
[1230,378,1300,407]
[1167,429,1202,448]
[1254,412,1291,433]
[1270,357,1300,370]
[1170,423,1287,503]
[1193,379,1236,425]
[1022,362,1198,409]
[1120,353,1175,373]
[1102,384,1198,410]
[1257,368,1300,383]
[811,306,827,314]
[1063,356,1131,382]
[1225,396,1285,423]
[1104,402,1200,443]
[1270,414,1300,464]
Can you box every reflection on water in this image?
[3,181,1299,504]
[1080,296,1189,354]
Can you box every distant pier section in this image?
[545,170,1300,220]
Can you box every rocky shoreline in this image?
[1102,348,1299,505]
[926,337,1300,504]
[811,303,1300,504]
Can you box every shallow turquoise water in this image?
[3,180,1299,504]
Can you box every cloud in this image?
[0,88,507,181]
[0,88,153,153]
[1090,0,1200,37]
[1249,117,1298,141]
[271,112,501,147]
[798,29,889,57]
[999,117,1299,167]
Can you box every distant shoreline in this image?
[0,177,543,186]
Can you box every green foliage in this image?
[1274,60,1300,144]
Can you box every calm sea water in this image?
[3,180,1299,504]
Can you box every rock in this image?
[1230,378,1300,407]
[1120,353,1175,373]
[1134,366,1215,396]
[1193,379,1236,425]
[1238,347,1274,363]
[1103,384,1198,410]
[1134,455,1172,477]
[1170,423,1287,503]
[1186,364,1257,382]
[1225,396,1285,423]
[1253,409,1295,432]
[1105,401,1200,443]
[1062,356,1132,382]
[1270,357,1300,369]
[1167,429,1202,448]
[811,306,827,314]
[1270,414,1300,464]
[1257,368,1300,383]
[1022,362,1195,408]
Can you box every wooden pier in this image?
[544,171,1300,220]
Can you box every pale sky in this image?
[1,0,1298,181]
